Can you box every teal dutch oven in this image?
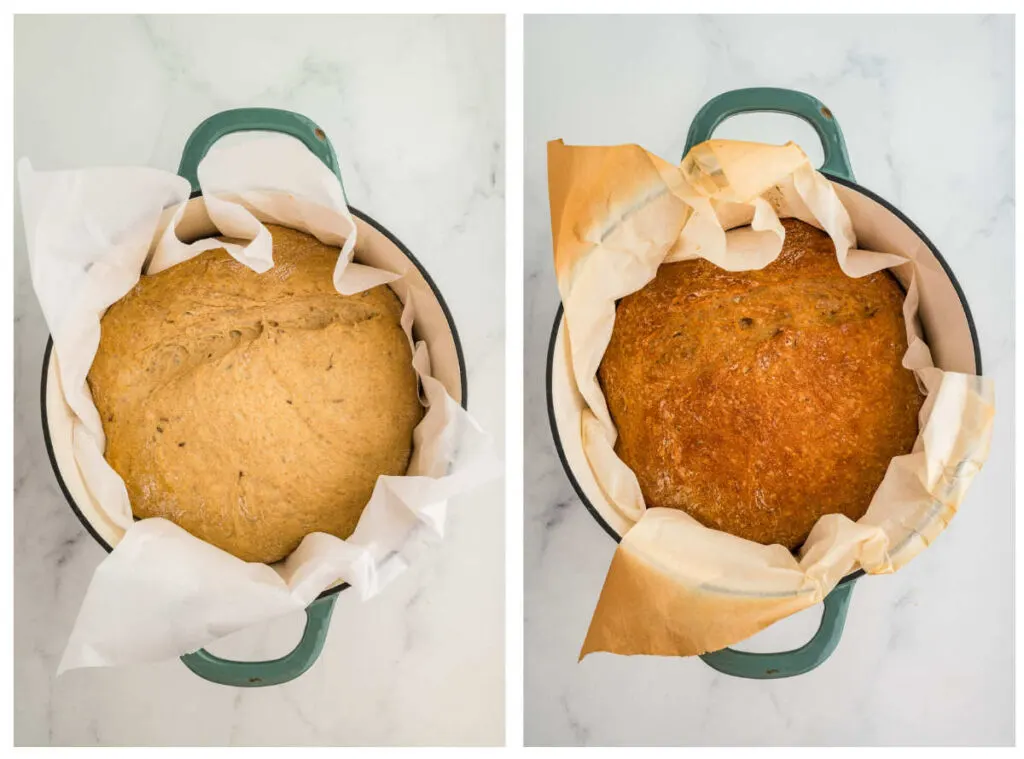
[546,87,981,679]
[41,108,468,687]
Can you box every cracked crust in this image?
[598,219,923,550]
[88,224,422,563]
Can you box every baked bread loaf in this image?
[598,218,922,550]
[88,224,423,563]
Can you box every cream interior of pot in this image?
[45,195,464,566]
[551,182,978,541]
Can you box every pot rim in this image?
[39,202,469,602]
[544,173,983,587]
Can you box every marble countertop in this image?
[524,14,1014,747]
[14,15,505,747]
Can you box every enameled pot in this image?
[41,108,467,687]
[546,88,981,679]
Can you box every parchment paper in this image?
[547,138,994,658]
[18,134,500,672]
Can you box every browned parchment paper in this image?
[547,139,995,658]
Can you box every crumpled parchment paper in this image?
[547,138,994,658]
[19,134,500,671]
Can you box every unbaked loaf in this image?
[88,224,423,564]
[598,218,922,550]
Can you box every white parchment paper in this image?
[18,134,500,672]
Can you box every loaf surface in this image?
[598,219,922,550]
[88,224,423,563]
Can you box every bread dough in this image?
[88,224,423,563]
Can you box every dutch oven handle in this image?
[180,595,337,687]
[700,580,857,679]
[177,106,347,199]
[685,87,858,677]
[683,87,856,182]
[175,107,345,686]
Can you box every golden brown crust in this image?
[598,219,922,550]
[88,224,423,563]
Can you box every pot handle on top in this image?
[683,87,856,182]
[177,106,347,199]
[180,594,338,688]
[699,579,857,679]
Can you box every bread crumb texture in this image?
[598,219,922,550]
[88,224,423,563]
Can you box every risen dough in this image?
[88,224,423,563]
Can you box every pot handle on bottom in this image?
[180,594,337,688]
[699,579,857,679]
[176,107,346,198]
[683,87,856,182]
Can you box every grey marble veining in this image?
[14,14,504,747]
[524,14,1014,746]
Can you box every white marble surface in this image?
[524,14,1014,746]
[14,15,504,746]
